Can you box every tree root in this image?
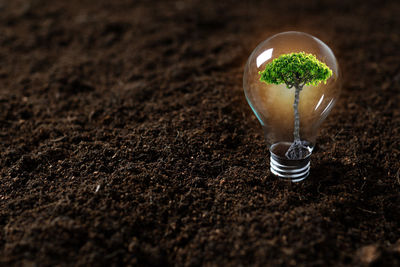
[285,140,310,160]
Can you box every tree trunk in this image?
[285,84,308,160]
[293,85,302,142]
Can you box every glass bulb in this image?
[243,31,341,182]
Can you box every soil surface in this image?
[1,0,399,266]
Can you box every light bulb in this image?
[243,31,341,182]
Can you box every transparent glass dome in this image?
[243,31,341,181]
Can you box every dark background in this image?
[0,0,399,266]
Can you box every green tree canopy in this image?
[259,52,332,88]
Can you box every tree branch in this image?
[300,71,314,87]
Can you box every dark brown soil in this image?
[0,0,399,266]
